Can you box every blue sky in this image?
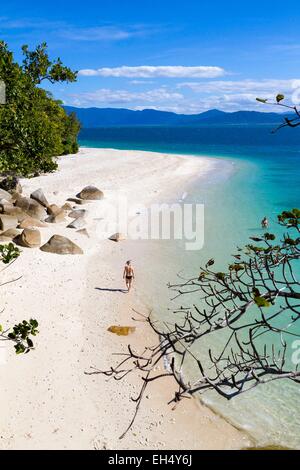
[1,0,300,113]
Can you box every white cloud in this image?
[67,87,184,107]
[0,17,153,42]
[174,79,300,112]
[0,17,65,30]
[78,65,226,78]
[178,79,298,96]
[191,93,267,113]
[64,78,300,114]
[66,85,291,114]
[61,25,150,42]
[129,80,156,85]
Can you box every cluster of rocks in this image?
[0,177,105,254]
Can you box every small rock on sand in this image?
[61,202,73,211]
[109,232,126,242]
[107,325,136,336]
[77,185,104,200]
[67,217,86,229]
[76,228,89,237]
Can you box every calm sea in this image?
[80,125,300,448]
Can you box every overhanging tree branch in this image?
[87,209,300,438]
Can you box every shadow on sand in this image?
[95,287,128,293]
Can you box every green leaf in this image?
[198,271,207,281]
[250,236,263,242]
[291,208,300,218]
[284,237,299,246]
[264,233,276,241]
[215,272,225,280]
[14,343,26,354]
[206,258,215,268]
[254,296,271,308]
[29,319,38,328]
[276,94,285,103]
[229,263,245,272]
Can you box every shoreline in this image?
[0,147,251,449]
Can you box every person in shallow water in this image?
[123,260,135,292]
[261,216,269,229]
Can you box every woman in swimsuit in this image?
[261,216,269,229]
[123,260,135,292]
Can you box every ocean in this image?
[80,125,300,448]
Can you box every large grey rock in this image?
[15,228,41,248]
[8,190,21,203]
[67,217,86,229]
[47,204,62,216]
[40,235,83,255]
[0,228,21,241]
[0,199,11,206]
[45,211,66,223]
[67,197,87,205]
[77,185,104,200]
[0,214,18,231]
[0,188,12,203]
[0,204,28,222]
[61,202,74,211]
[15,196,46,220]
[30,188,49,208]
[69,209,87,219]
[19,217,48,229]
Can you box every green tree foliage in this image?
[61,111,80,155]
[21,42,77,85]
[0,243,39,354]
[0,42,80,176]
[0,242,20,264]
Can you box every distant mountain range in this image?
[63,106,288,128]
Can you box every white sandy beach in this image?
[0,147,252,450]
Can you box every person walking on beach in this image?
[261,216,269,229]
[123,260,135,292]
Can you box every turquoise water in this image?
[80,126,300,447]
